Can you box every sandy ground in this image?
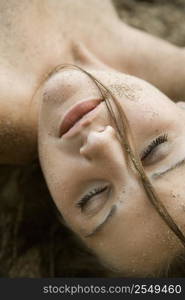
[0,0,185,277]
[114,0,185,46]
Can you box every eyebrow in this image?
[152,157,185,178]
[84,205,117,238]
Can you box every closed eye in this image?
[141,134,168,163]
[76,185,109,212]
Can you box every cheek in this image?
[124,96,178,141]
[155,170,185,239]
[39,147,71,214]
[84,188,182,277]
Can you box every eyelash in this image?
[77,185,108,210]
[77,134,168,210]
[141,133,168,161]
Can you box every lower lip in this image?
[60,100,102,138]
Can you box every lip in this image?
[59,98,103,138]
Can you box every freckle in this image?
[121,190,125,195]
[109,83,142,102]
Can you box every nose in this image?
[80,125,118,161]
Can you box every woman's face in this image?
[38,68,185,277]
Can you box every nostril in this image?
[79,141,93,161]
[97,126,106,133]
[104,125,117,137]
[79,125,117,160]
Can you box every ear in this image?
[176,101,185,110]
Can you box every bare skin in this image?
[39,68,185,277]
[0,0,185,164]
[1,0,185,277]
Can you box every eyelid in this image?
[141,134,168,162]
[77,185,108,209]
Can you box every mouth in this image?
[59,98,102,137]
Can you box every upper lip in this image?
[59,98,102,137]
